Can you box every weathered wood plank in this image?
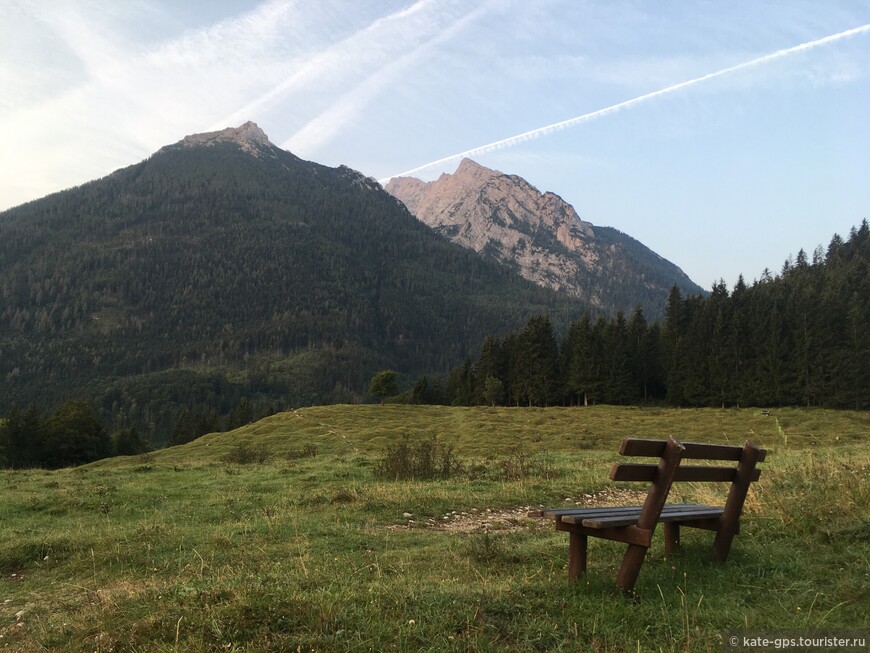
[619,438,767,463]
[579,506,723,529]
[610,463,761,483]
[540,504,710,520]
[540,505,653,519]
[554,503,719,525]
[679,517,728,533]
[555,521,652,547]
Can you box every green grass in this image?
[1,406,868,651]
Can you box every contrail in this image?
[283,1,493,154]
[210,0,433,131]
[379,23,870,184]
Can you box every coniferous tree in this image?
[447,358,475,406]
[662,286,687,405]
[602,312,633,404]
[171,408,194,446]
[568,314,604,406]
[627,307,650,402]
[514,315,559,406]
[473,336,506,404]
[729,275,751,406]
[225,397,253,430]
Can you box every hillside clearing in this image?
[1,405,867,652]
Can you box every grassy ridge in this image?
[1,406,868,652]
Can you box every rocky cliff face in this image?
[385,159,703,313]
[386,159,598,297]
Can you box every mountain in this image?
[0,123,583,441]
[385,159,704,316]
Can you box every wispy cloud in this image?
[213,0,434,132]
[283,1,494,155]
[380,22,870,183]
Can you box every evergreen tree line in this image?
[0,394,268,468]
[407,222,870,410]
[0,401,150,469]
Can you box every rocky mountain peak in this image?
[453,157,499,181]
[385,159,701,310]
[178,121,273,156]
[385,159,596,295]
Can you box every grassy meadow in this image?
[1,405,868,652]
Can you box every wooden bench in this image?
[533,437,766,594]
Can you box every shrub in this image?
[222,441,270,465]
[498,447,559,480]
[288,443,318,460]
[373,435,462,480]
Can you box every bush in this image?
[373,435,462,480]
[288,443,319,460]
[222,441,270,465]
[498,447,559,480]
[463,448,561,482]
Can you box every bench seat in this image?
[539,503,723,528]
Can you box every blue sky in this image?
[2,0,869,289]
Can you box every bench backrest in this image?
[610,437,766,533]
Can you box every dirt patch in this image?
[389,488,649,534]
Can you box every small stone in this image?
[402,512,413,519]
[15,610,25,620]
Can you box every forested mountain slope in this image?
[0,123,583,441]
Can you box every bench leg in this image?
[712,525,737,562]
[616,544,648,594]
[713,441,762,562]
[568,533,587,583]
[664,523,680,555]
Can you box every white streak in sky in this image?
[212,0,433,131]
[379,22,870,183]
[283,1,493,154]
